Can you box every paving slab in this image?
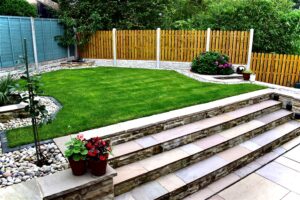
[217,146,251,163]
[138,148,188,171]
[135,136,158,148]
[0,179,42,200]
[256,162,300,194]
[130,181,168,200]
[275,156,300,172]
[282,192,300,200]
[156,173,186,192]
[218,174,289,200]
[283,145,300,163]
[194,134,227,149]
[114,162,147,184]
[233,161,261,178]
[175,156,228,183]
[207,173,240,193]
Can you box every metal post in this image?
[112,28,117,66]
[247,29,254,70]
[206,28,211,52]
[24,38,41,165]
[30,17,39,71]
[156,28,161,68]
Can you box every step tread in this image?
[113,109,291,185]
[115,120,300,200]
[111,100,281,159]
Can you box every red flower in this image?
[86,142,94,149]
[102,141,106,146]
[88,149,98,157]
[99,155,106,161]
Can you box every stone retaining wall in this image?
[0,166,117,200]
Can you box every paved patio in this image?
[212,144,300,200]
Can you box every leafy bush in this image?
[0,0,37,17]
[0,75,16,106]
[191,0,300,54]
[191,52,234,75]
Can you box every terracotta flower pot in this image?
[243,73,251,81]
[69,158,86,176]
[88,159,107,176]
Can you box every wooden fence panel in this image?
[81,29,250,64]
[251,53,300,87]
[80,31,113,59]
[116,30,156,60]
[160,30,207,62]
[210,30,249,65]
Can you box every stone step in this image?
[109,100,282,168]
[113,109,292,195]
[115,120,300,200]
[54,89,273,153]
[182,136,300,200]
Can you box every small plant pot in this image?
[286,103,293,111]
[243,73,251,81]
[88,159,107,176]
[69,158,86,176]
[273,94,280,101]
[295,83,300,89]
[294,113,300,119]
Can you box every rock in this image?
[21,176,30,181]
[14,178,21,184]
[3,172,11,178]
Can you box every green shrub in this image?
[0,0,37,17]
[0,75,16,106]
[191,52,234,75]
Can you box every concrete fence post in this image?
[30,17,39,71]
[156,28,161,68]
[247,29,254,70]
[112,28,117,66]
[206,28,211,52]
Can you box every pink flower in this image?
[76,134,84,141]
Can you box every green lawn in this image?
[7,67,265,147]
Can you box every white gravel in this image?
[0,143,68,188]
[0,96,60,132]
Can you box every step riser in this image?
[113,113,292,196]
[157,128,300,200]
[110,103,282,168]
[109,94,272,146]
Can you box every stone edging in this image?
[0,96,63,153]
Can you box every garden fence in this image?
[0,15,70,69]
[80,29,252,66]
[251,53,300,87]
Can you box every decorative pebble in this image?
[0,143,68,188]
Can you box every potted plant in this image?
[236,66,245,74]
[86,137,112,176]
[242,69,253,81]
[65,134,88,176]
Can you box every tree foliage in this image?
[56,0,300,54]
[0,0,37,17]
[188,0,300,54]
[57,0,169,47]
